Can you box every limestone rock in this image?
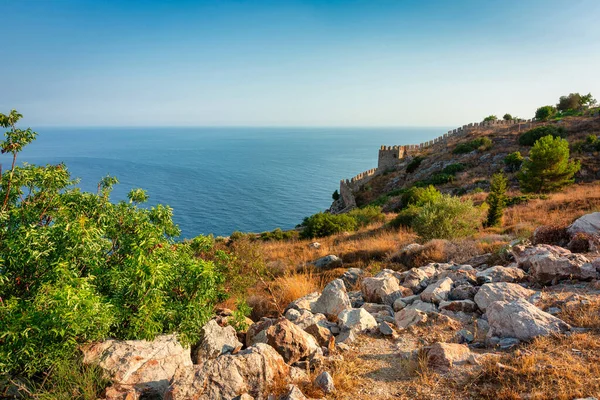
[313,255,343,269]
[289,310,327,330]
[378,321,395,336]
[438,299,477,313]
[513,245,596,284]
[83,334,192,398]
[287,292,320,312]
[314,371,335,394]
[474,282,535,312]
[337,308,377,332]
[361,275,410,305]
[401,265,437,293]
[394,308,428,330]
[279,384,309,400]
[246,318,276,347]
[361,303,394,318]
[266,318,322,365]
[486,298,571,341]
[340,268,364,288]
[420,277,453,304]
[567,212,600,237]
[476,265,527,284]
[193,319,242,362]
[449,283,479,301]
[427,342,472,372]
[164,343,288,400]
[304,323,333,348]
[311,279,352,316]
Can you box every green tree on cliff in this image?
[485,173,508,227]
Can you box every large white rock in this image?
[165,343,289,400]
[311,279,352,316]
[193,319,242,362]
[476,265,527,283]
[287,292,320,312]
[361,275,410,305]
[567,212,600,237]
[426,342,472,372]
[338,308,377,332]
[486,298,571,341]
[512,245,596,284]
[394,308,428,330]
[474,282,535,312]
[265,318,322,365]
[400,265,437,293]
[313,254,343,269]
[420,277,453,304]
[83,334,192,398]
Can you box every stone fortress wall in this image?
[338,118,536,206]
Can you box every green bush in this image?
[503,113,513,121]
[348,205,386,227]
[442,163,466,175]
[518,135,580,193]
[368,188,406,207]
[259,227,298,241]
[452,137,493,154]
[535,105,557,121]
[400,185,441,210]
[389,206,420,229]
[0,111,226,377]
[518,125,566,146]
[406,156,424,173]
[504,151,524,172]
[411,194,483,240]
[483,115,498,122]
[299,212,358,238]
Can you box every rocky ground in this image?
[83,213,600,400]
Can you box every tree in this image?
[485,173,508,227]
[483,115,498,122]
[504,151,524,172]
[503,113,513,121]
[557,93,583,112]
[332,189,340,201]
[518,135,580,193]
[581,92,598,108]
[518,125,566,146]
[535,105,557,121]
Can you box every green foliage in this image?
[485,173,508,227]
[368,188,406,207]
[503,113,513,121]
[0,112,226,376]
[332,189,340,201]
[483,115,498,122]
[388,206,420,229]
[504,151,524,172]
[300,212,358,239]
[452,137,493,154]
[229,300,252,332]
[518,135,581,193]
[348,205,386,227]
[400,185,441,210]
[442,163,466,175]
[259,227,298,241]
[411,194,483,240]
[586,134,597,145]
[535,105,557,121]
[406,156,424,173]
[518,125,566,146]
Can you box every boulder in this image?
[338,308,377,332]
[314,371,335,394]
[288,310,327,330]
[513,245,596,284]
[304,323,333,348]
[476,266,527,284]
[340,268,364,288]
[287,292,320,312]
[438,299,477,313]
[427,342,472,372]
[193,319,242,362]
[165,343,288,400]
[361,275,410,305]
[394,308,428,330]
[486,298,571,341]
[420,277,453,304]
[265,318,322,365]
[378,321,395,336]
[311,279,352,316]
[449,283,479,301]
[474,282,535,312]
[361,303,394,318]
[309,242,321,249]
[567,212,600,237]
[83,335,192,398]
[246,318,276,347]
[313,255,343,269]
[405,300,437,313]
[401,265,437,293]
[280,384,310,400]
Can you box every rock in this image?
[313,255,342,269]
[290,310,327,330]
[309,242,321,249]
[335,329,356,344]
[513,245,596,284]
[401,266,436,293]
[567,212,600,237]
[435,267,477,285]
[314,371,335,394]
[420,277,453,304]
[311,279,352,316]
[287,292,320,312]
[340,268,364,288]
[233,395,254,400]
[546,307,561,315]
[394,308,428,330]
[486,298,571,341]
[246,318,276,347]
[438,299,477,313]
[378,321,395,336]
[427,342,472,372]
[361,275,411,305]
[476,266,527,284]
[497,337,520,350]
[165,344,288,400]
[304,323,333,348]
[279,384,309,400]
[466,253,492,268]
[449,283,479,301]
[83,334,192,398]
[393,298,407,312]
[456,329,474,343]
[361,303,394,317]
[475,318,490,338]
[347,290,364,308]
[405,300,437,313]
[337,308,377,332]
[289,366,309,382]
[193,319,242,362]
[265,318,322,365]
[474,282,535,312]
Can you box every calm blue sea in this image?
[2,127,447,238]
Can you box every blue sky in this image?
[1,0,599,127]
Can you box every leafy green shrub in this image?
[503,113,513,121]
[483,115,498,122]
[504,151,524,172]
[348,205,386,227]
[452,137,493,154]
[422,173,455,185]
[0,111,226,376]
[586,134,597,145]
[400,185,441,210]
[485,173,508,227]
[518,135,580,193]
[300,212,358,238]
[406,156,424,173]
[535,105,557,121]
[518,125,566,146]
[442,163,466,175]
[368,188,406,207]
[389,206,420,229]
[259,227,298,241]
[411,195,483,240]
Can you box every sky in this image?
[1,0,600,127]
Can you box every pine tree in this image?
[485,173,508,227]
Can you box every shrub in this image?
[299,212,357,238]
[400,185,441,210]
[332,190,340,201]
[348,205,386,227]
[504,151,524,172]
[503,113,513,121]
[389,206,420,229]
[518,135,581,193]
[557,93,583,112]
[259,228,298,241]
[453,137,493,154]
[406,156,424,173]
[0,111,226,376]
[411,194,483,240]
[485,173,508,227]
[483,115,498,122]
[518,125,566,146]
[535,105,557,121]
[442,163,466,175]
[531,225,570,246]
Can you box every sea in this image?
[3,127,448,238]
